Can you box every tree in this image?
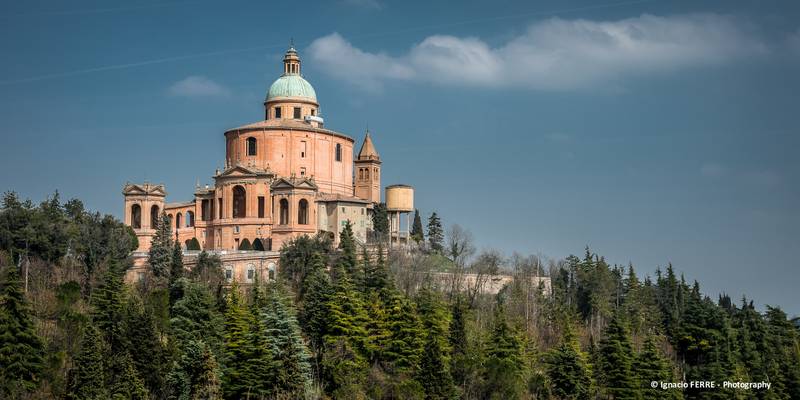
[545,325,592,400]
[419,330,456,400]
[170,241,184,284]
[91,261,127,353]
[191,251,224,288]
[337,221,359,283]
[636,336,678,400]
[483,303,526,400]
[0,265,45,397]
[148,212,173,279]
[427,212,444,253]
[410,209,424,243]
[261,282,313,397]
[65,325,108,400]
[123,295,168,395]
[298,254,333,356]
[108,351,149,400]
[170,279,224,355]
[186,237,201,251]
[279,234,332,296]
[365,241,390,294]
[448,297,469,388]
[596,311,639,399]
[220,282,257,399]
[166,340,221,400]
[372,202,389,240]
[384,294,425,372]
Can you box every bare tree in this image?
[444,224,475,299]
[466,249,502,308]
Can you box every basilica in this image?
[122,45,390,282]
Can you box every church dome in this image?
[267,74,317,102]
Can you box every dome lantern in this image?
[265,42,318,105]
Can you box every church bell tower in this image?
[354,131,381,203]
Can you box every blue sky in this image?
[1,0,798,314]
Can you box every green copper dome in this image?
[266,74,317,102]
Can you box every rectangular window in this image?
[293,107,301,119]
[234,225,240,234]
[225,268,232,281]
[311,109,316,116]
[247,269,254,280]
[300,141,307,158]
[258,196,265,218]
[218,198,223,219]
[274,107,281,118]
[341,207,346,213]
[335,143,342,162]
[300,167,306,176]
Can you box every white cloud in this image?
[168,76,230,97]
[308,14,767,91]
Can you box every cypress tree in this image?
[426,212,444,253]
[0,265,44,397]
[597,311,639,399]
[365,241,390,295]
[410,209,424,243]
[545,325,592,400]
[65,325,108,400]
[364,291,391,363]
[337,221,360,284]
[448,297,469,388]
[170,279,223,355]
[148,212,174,279]
[170,241,184,284]
[371,202,389,239]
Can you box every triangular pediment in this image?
[271,177,318,190]
[123,183,166,196]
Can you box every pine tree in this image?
[220,281,256,399]
[636,336,678,400]
[364,291,391,363]
[166,340,222,400]
[148,211,173,278]
[91,260,127,353]
[365,241,390,294]
[448,297,469,388]
[764,306,800,400]
[483,303,526,400]
[299,255,333,355]
[65,325,108,400]
[123,294,168,395]
[0,265,45,397]
[419,330,457,400]
[261,282,313,398]
[597,311,639,399]
[337,221,360,284]
[170,279,224,355]
[427,212,444,253]
[410,209,424,243]
[384,293,425,372]
[108,351,149,400]
[545,325,592,400]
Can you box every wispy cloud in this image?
[167,76,230,97]
[308,13,767,91]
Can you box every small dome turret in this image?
[266,44,317,103]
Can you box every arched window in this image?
[150,205,160,229]
[298,199,309,225]
[131,204,141,229]
[279,199,289,225]
[247,137,257,156]
[233,185,246,218]
[175,213,182,229]
[335,143,342,162]
[268,262,276,281]
[186,210,194,227]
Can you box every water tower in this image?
[385,184,414,247]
